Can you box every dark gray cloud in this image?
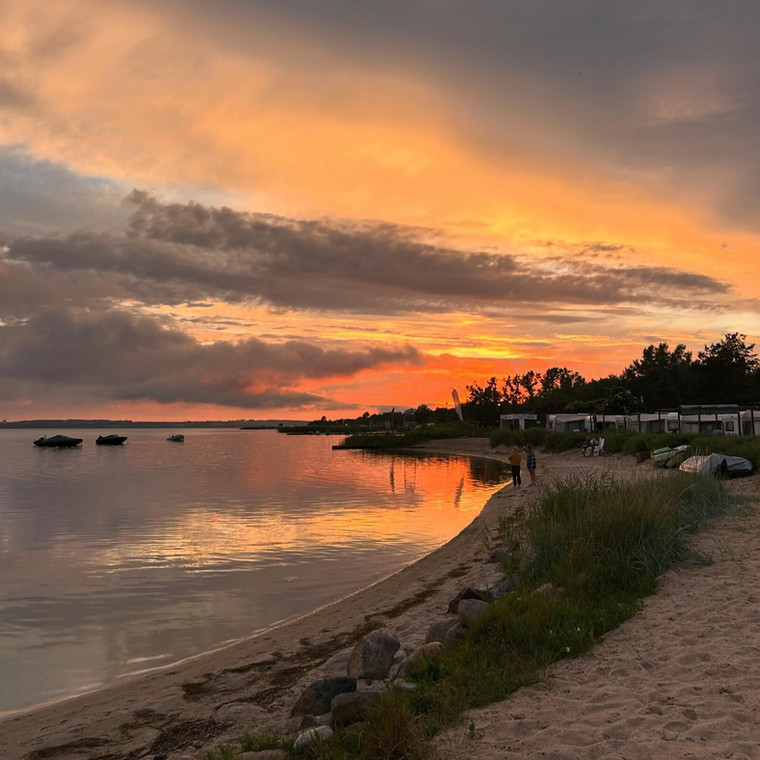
[0,192,730,322]
[0,306,421,409]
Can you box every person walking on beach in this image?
[508,445,522,488]
[525,443,537,486]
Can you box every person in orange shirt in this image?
[508,445,522,488]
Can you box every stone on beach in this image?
[442,622,465,646]
[291,677,356,716]
[490,573,520,599]
[347,628,400,679]
[316,647,353,677]
[447,585,487,613]
[425,617,462,644]
[298,712,332,730]
[425,617,465,648]
[398,641,444,677]
[293,725,334,749]
[457,598,490,627]
[331,690,382,725]
[485,546,511,564]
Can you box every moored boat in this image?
[167,433,185,442]
[33,435,84,448]
[95,434,128,445]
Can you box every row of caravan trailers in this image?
[502,406,760,436]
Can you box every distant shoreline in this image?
[0,419,308,429]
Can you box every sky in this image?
[2,1,760,421]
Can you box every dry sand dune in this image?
[2,440,758,760]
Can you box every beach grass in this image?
[207,471,735,760]
[338,423,479,450]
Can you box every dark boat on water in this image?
[33,435,84,448]
[167,434,185,442]
[95,434,128,445]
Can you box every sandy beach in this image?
[2,440,759,760]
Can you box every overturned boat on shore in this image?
[680,453,753,477]
[651,444,690,468]
[33,435,84,448]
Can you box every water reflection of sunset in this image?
[89,452,503,573]
[0,430,506,713]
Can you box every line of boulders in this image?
[285,573,523,751]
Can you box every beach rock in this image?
[239,751,287,760]
[425,618,460,644]
[458,598,490,628]
[317,647,353,677]
[214,701,270,725]
[447,586,487,613]
[291,677,356,716]
[331,691,382,725]
[293,725,334,749]
[491,573,520,599]
[485,547,510,564]
[442,622,465,647]
[535,582,560,596]
[398,642,444,677]
[394,679,418,692]
[299,712,332,729]
[347,628,400,679]
[385,648,408,680]
[357,676,390,693]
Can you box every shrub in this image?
[489,428,548,448]
[341,423,479,450]
[542,432,588,452]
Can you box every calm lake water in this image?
[0,428,505,715]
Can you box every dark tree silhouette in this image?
[621,343,694,410]
[695,333,759,404]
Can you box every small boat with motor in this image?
[167,433,185,442]
[33,434,84,448]
[95,434,128,445]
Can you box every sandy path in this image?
[1,441,757,759]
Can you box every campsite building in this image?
[499,413,540,431]
[546,405,760,436]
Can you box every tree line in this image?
[463,333,760,428]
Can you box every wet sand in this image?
[2,440,758,759]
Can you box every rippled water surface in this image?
[0,428,505,714]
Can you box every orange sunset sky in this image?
[1,1,759,420]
